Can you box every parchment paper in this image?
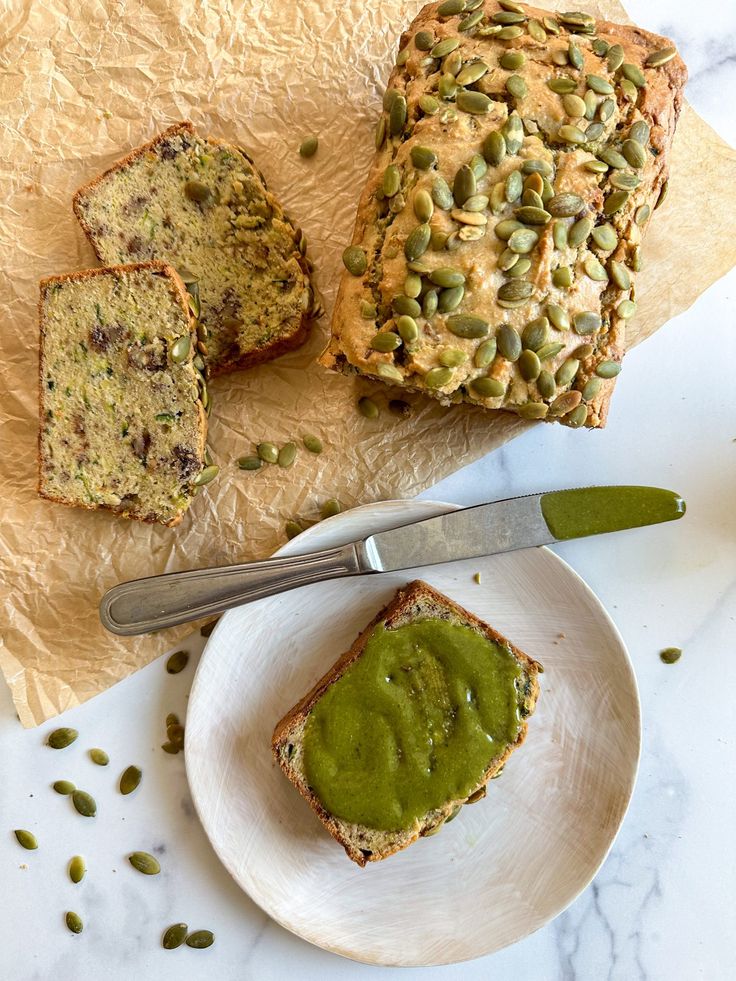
[1,0,735,727]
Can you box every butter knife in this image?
[99,485,685,636]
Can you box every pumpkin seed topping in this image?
[547,77,577,95]
[405,224,432,260]
[596,361,622,378]
[516,401,548,420]
[617,299,637,319]
[410,146,438,171]
[547,193,584,217]
[483,131,507,166]
[622,63,646,88]
[646,47,677,68]
[582,377,603,401]
[342,246,367,277]
[591,223,618,251]
[425,366,454,389]
[573,311,602,335]
[506,75,528,99]
[497,324,522,361]
[586,74,614,95]
[389,94,407,136]
[547,304,570,331]
[456,90,492,114]
[552,266,573,288]
[556,358,580,386]
[470,377,505,398]
[446,314,490,339]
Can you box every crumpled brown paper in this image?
[1,0,734,727]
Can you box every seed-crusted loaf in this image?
[320,1,687,428]
[38,261,209,527]
[73,121,313,376]
[272,580,541,866]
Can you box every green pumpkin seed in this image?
[14,829,38,850]
[48,728,78,750]
[516,401,549,420]
[528,18,547,41]
[238,455,262,471]
[129,851,160,875]
[609,260,631,290]
[552,266,573,288]
[646,46,677,68]
[404,272,421,298]
[586,74,614,95]
[617,299,637,319]
[425,366,453,389]
[169,334,191,367]
[599,97,616,121]
[445,314,489,340]
[299,136,318,159]
[563,94,587,117]
[393,295,422,318]
[431,177,454,212]
[609,173,641,192]
[503,170,521,204]
[556,358,580,386]
[506,75,528,99]
[437,285,465,312]
[498,248,519,272]
[596,361,622,378]
[163,923,189,949]
[591,223,618,251]
[369,332,400,353]
[72,790,96,817]
[410,146,437,171]
[419,94,440,117]
[482,131,506,167]
[377,362,404,384]
[622,63,646,88]
[438,0,464,14]
[655,180,669,210]
[438,72,459,100]
[584,256,608,282]
[166,712,180,729]
[603,190,629,215]
[552,220,568,250]
[426,268,463,289]
[547,193,585,218]
[415,30,434,51]
[186,930,215,949]
[502,113,524,154]
[622,139,647,169]
[597,148,628,169]
[459,9,485,31]
[277,443,297,469]
[629,120,650,145]
[547,77,577,95]
[573,343,595,360]
[120,765,142,796]
[389,94,407,136]
[342,245,367,276]
[302,435,323,455]
[537,370,556,399]
[506,228,538,255]
[536,342,565,361]
[497,324,522,361]
[184,180,212,203]
[69,855,85,883]
[573,311,602,335]
[585,121,605,141]
[558,124,587,144]
[357,396,379,419]
[514,206,550,225]
[495,219,523,242]
[463,194,489,213]
[592,37,609,55]
[563,402,588,427]
[586,90,599,120]
[53,780,76,795]
[411,190,433,224]
[583,159,608,174]
[605,44,624,72]
[456,61,488,87]
[474,339,497,368]
[89,748,109,766]
[404,224,431,261]
[470,376,504,398]
[439,348,467,368]
[394,316,417,344]
[492,6,525,22]
[498,281,535,304]
[620,78,639,103]
[521,187,544,210]
[549,390,582,415]
[582,376,603,401]
[507,257,533,279]
[567,39,583,70]
[500,50,526,70]
[285,521,303,541]
[547,304,570,331]
[456,90,492,114]
[382,164,401,198]
[66,911,83,934]
[431,36,460,58]
[660,646,682,664]
[496,25,524,39]
[254,442,277,465]
[453,165,476,206]
[521,317,549,351]
[163,648,189,675]
[518,349,541,381]
[374,115,386,149]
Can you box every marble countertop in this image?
[4,1,736,978]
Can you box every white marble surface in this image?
[3,0,736,977]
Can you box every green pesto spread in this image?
[541,486,686,541]
[302,618,523,832]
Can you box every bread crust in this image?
[37,260,207,528]
[272,579,541,866]
[320,1,687,429]
[72,122,313,376]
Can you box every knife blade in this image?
[99,485,685,636]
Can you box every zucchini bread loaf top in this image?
[38,262,210,527]
[73,122,314,376]
[321,1,686,428]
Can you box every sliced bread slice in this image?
[73,121,314,376]
[38,261,209,527]
[272,580,541,866]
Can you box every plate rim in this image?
[186,498,642,967]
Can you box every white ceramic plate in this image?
[186,500,641,967]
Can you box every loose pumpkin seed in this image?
[556,358,580,386]
[357,396,379,419]
[120,765,142,796]
[660,646,682,664]
[389,94,407,136]
[298,136,318,158]
[69,855,85,883]
[603,190,629,215]
[549,390,582,415]
[474,339,497,368]
[48,728,78,750]
[72,790,96,817]
[302,435,322,454]
[547,304,570,331]
[404,224,431,261]
[163,923,189,949]
[238,455,262,471]
[164,649,189,674]
[184,180,212,203]
[514,206,550,225]
[516,401,548,420]
[53,780,76,795]
[186,930,215,949]
[342,246,367,276]
[582,377,603,401]
[596,361,622,378]
[518,349,541,381]
[425,366,453,388]
[14,829,38,850]
[563,403,588,428]
[591,223,618,251]
[446,314,489,339]
[277,443,297,469]
[193,463,218,486]
[437,285,465,312]
[254,442,277,465]
[506,75,528,99]
[89,748,109,766]
[482,131,506,167]
[622,63,646,88]
[573,312,602,335]
[547,77,577,95]
[470,377,505,398]
[456,90,492,114]
[609,260,631,290]
[536,342,565,361]
[552,266,573,288]
[497,324,522,361]
[166,712,180,728]
[66,911,83,934]
[617,299,637,319]
[584,256,608,282]
[285,521,303,540]
[129,851,160,875]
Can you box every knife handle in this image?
[99,542,366,636]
